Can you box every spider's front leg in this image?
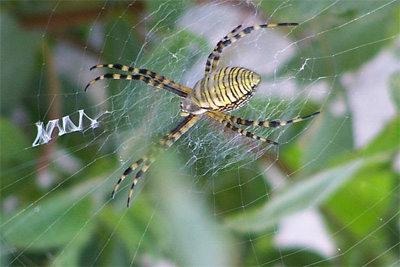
[112,114,201,207]
[85,73,188,98]
[85,64,191,98]
[204,24,242,74]
[205,22,298,75]
[88,63,192,96]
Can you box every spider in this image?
[86,23,320,207]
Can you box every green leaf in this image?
[142,29,208,75]
[98,196,164,259]
[0,238,11,266]
[259,0,396,24]
[226,160,363,233]
[2,182,93,250]
[259,0,333,22]
[330,117,399,166]
[145,0,193,30]
[363,117,400,156]
[281,2,398,80]
[325,162,396,238]
[0,117,36,199]
[103,18,141,68]
[0,12,40,114]
[389,71,400,110]
[151,152,233,266]
[302,107,353,175]
[50,226,93,266]
[211,161,268,216]
[322,159,399,266]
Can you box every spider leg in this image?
[205,23,298,75]
[221,24,242,42]
[204,24,241,75]
[210,111,320,128]
[90,64,191,94]
[85,73,188,98]
[206,112,278,145]
[204,25,242,75]
[111,114,200,207]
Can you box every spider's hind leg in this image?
[206,112,278,145]
[111,157,146,199]
[212,111,320,128]
[111,114,201,208]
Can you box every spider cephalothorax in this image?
[86,22,320,207]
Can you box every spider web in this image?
[1,0,399,266]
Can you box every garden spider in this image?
[86,23,320,207]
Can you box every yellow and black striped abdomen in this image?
[190,67,261,112]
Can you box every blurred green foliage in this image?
[1,1,399,266]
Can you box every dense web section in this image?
[1,1,399,266]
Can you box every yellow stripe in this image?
[217,68,231,105]
[165,140,173,146]
[227,67,240,100]
[232,69,246,98]
[225,68,239,102]
[203,83,218,109]
[219,68,235,105]
[214,68,226,103]
[141,164,150,172]
[198,77,210,108]
[243,70,252,92]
